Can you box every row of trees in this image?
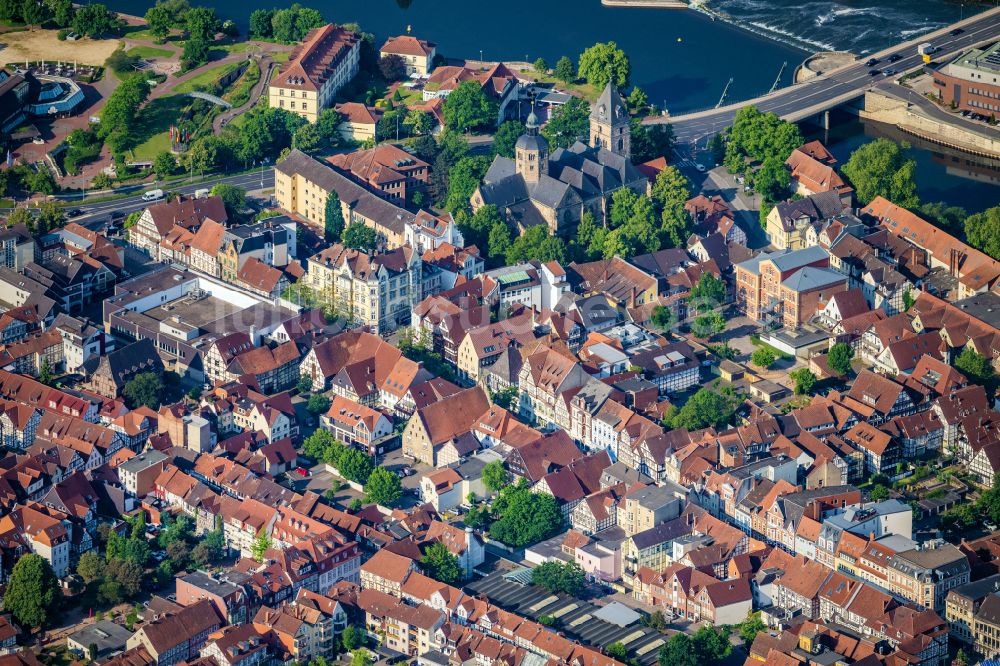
[487,480,563,548]
[300,430,404,505]
[249,4,325,42]
[143,0,231,68]
[0,0,119,35]
[724,105,802,205]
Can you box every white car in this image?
[695,163,706,172]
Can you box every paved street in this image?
[18,169,276,222]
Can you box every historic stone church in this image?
[470,83,647,238]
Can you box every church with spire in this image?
[470,82,647,238]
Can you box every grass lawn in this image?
[271,51,291,64]
[518,71,599,101]
[174,61,240,94]
[389,86,423,106]
[130,94,188,161]
[127,45,173,59]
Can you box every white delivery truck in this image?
[141,189,164,202]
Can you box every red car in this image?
[295,467,310,477]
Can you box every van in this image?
[194,188,210,199]
[141,189,164,202]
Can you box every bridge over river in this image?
[654,6,1000,145]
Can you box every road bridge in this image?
[653,6,1000,145]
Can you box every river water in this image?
[108,0,997,208]
[106,0,988,114]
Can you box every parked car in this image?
[695,163,706,172]
[295,467,310,477]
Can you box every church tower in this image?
[515,109,548,183]
[590,83,630,158]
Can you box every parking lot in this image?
[466,571,668,666]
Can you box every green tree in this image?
[965,206,1000,261]
[378,53,406,82]
[630,120,675,163]
[650,305,675,331]
[251,529,272,561]
[724,105,802,173]
[554,56,575,83]
[692,626,732,663]
[691,311,725,340]
[954,346,995,388]
[482,460,509,493]
[25,169,56,196]
[658,634,697,666]
[493,119,526,159]
[211,184,246,220]
[754,155,791,202]
[489,481,563,547]
[445,155,490,214]
[664,388,739,431]
[487,220,512,266]
[306,394,331,415]
[338,448,374,484]
[365,467,402,506]
[902,288,915,311]
[183,5,218,42]
[323,191,345,243]
[540,97,589,149]
[71,3,118,37]
[293,123,324,153]
[461,203,504,254]
[506,225,568,265]
[790,368,817,395]
[123,372,165,410]
[530,560,585,595]
[532,57,548,74]
[421,541,461,584]
[21,0,51,25]
[50,0,74,27]
[105,558,144,597]
[99,75,150,140]
[869,484,889,502]
[737,611,766,646]
[603,187,659,258]
[38,358,53,385]
[605,642,631,664]
[350,648,370,666]
[919,201,967,235]
[627,88,649,117]
[144,4,173,40]
[442,80,498,133]
[343,223,378,252]
[841,138,919,207]
[342,625,363,651]
[650,165,691,214]
[751,347,777,369]
[4,554,59,629]
[153,151,178,179]
[827,342,854,375]
[489,386,518,411]
[689,272,726,311]
[98,578,124,605]
[577,41,630,89]
[248,8,274,38]
[76,550,104,583]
